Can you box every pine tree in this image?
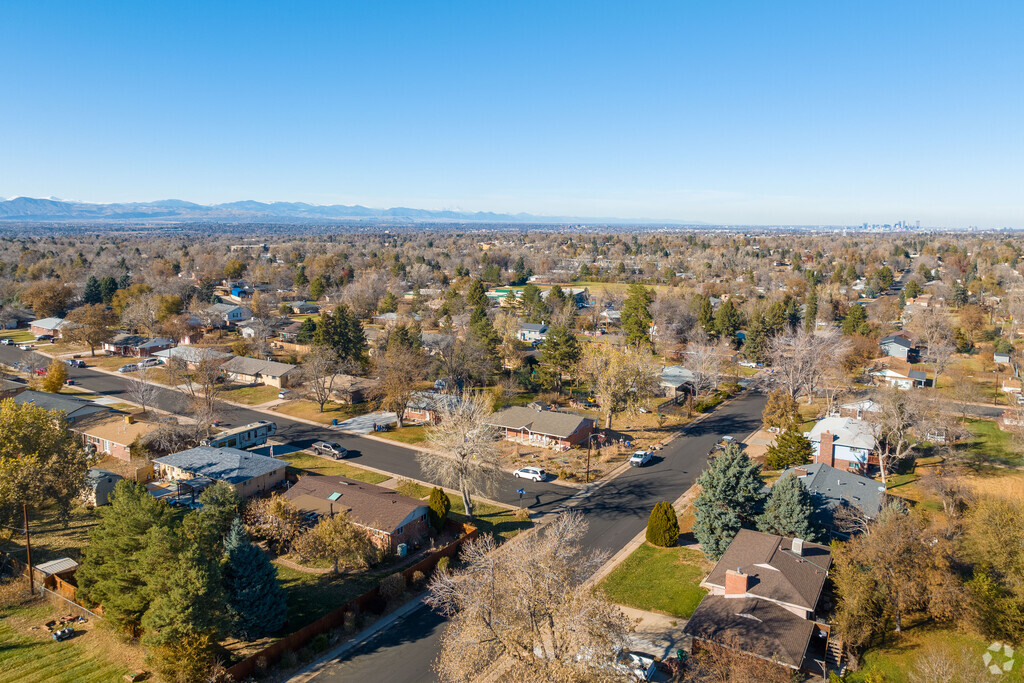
[693,444,767,560]
[76,480,174,637]
[294,265,309,288]
[309,277,325,300]
[761,389,801,431]
[83,276,102,305]
[468,304,499,356]
[646,501,680,547]
[428,487,451,533]
[757,475,820,541]
[804,289,818,333]
[466,278,487,308]
[537,325,582,393]
[621,283,654,348]
[742,317,770,364]
[197,481,241,540]
[379,291,399,313]
[697,295,715,337]
[99,276,118,304]
[221,518,288,641]
[714,299,741,339]
[764,423,814,471]
[842,304,868,335]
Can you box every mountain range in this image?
[0,196,691,225]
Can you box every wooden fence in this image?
[225,522,478,681]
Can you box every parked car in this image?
[278,389,292,399]
[629,450,652,467]
[513,466,547,482]
[51,626,75,642]
[64,359,85,368]
[118,363,139,373]
[311,441,348,459]
[18,344,30,350]
[34,334,53,342]
[616,651,657,681]
[138,357,161,368]
[0,338,13,345]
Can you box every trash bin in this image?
[332,419,338,426]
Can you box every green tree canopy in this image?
[222,518,287,641]
[693,444,767,560]
[646,501,680,547]
[756,475,820,541]
[764,424,814,471]
[428,487,451,533]
[622,283,654,348]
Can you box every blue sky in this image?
[1,2,1021,226]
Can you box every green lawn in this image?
[963,418,1023,466]
[0,328,35,343]
[846,627,1021,682]
[376,425,427,444]
[599,543,713,618]
[395,480,433,499]
[448,494,532,541]
[0,604,132,683]
[0,505,99,566]
[219,384,280,405]
[285,451,390,485]
[274,564,378,630]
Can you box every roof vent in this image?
[791,538,805,556]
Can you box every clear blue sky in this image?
[2,2,1021,226]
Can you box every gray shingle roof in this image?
[487,406,593,439]
[154,346,232,363]
[880,335,912,348]
[154,446,289,485]
[12,390,110,420]
[779,462,886,526]
[29,317,66,330]
[807,416,877,451]
[284,475,427,534]
[221,355,297,378]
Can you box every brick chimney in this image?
[793,466,807,477]
[817,431,835,467]
[724,568,749,596]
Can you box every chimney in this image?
[124,414,134,424]
[791,538,805,556]
[817,431,835,467]
[724,568,749,596]
[793,467,807,477]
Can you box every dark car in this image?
[311,441,348,459]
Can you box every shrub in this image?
[436,556,451,574]
[427,487,451,533]
[380,573,406,603]
[646,501,680,547]
[298,648,313,664]
[280,651,299,670]
[411,570,426,587]
[311,633,329,653]
[343,611,358,634]
[694,400,713,413]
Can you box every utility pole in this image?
[23,503,33,596]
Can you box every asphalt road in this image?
[307,391,769,683]
[0,345,577,511]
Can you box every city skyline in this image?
[2,2,1022,227]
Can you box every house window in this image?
[395,525,404,535]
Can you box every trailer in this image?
[201,420,277,449]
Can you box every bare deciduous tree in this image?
[769,327,850,403]
[418,395,501,518]
[426,511,631,683]
[126,365,161,415]
[301,345,340,413]
[867,387,925,485]
[372,344,428,427]
[682,333,730,399]
[292,511,378,574]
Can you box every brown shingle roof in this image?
[486,406,593,439]
[684,595,816,669]
[284,475,427,535]
[703,529,832,611]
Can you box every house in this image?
[684,529,834,675]
[1002,377,1023,395]
[329,374,380,405]
[207,303,252,326]
[12,390,111,424]
[83,468,123,506]
[372,312,421,325]
[995,352,1012,365]
[869,357,927,389]
[487,405,595,448]
[517,323,549,343]
[220,356,298,388]
[600,309,621,324]
[102,333,175,357]
[879,335,917,361]
[73,414,159,461]
[289,301,320,315]
[283,475,430,552]
[153,345,233,368]
[0,378,27,399]
[0,306,34,329]
[831,398,882,419]
[278,321,305,342]
[778,463,886,538]
[152,446,289,497]
[806,417,878,474]
[660,365,695,398]
[403,391,463,424]
[28,317,69,338]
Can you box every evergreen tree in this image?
[468,304,499,356]
[379,291,399,314]
[466,278,487,308]
[142,545,226,680]
[221,518,287,640]
[785,298,801,329]
[646,501,680,547]
[117,273,132,290]
[520,283,548,323]
[196,481,242,541]
[714,299,741,339]
[294,265,309,288]
[537,325,582,393]
[804,289,818,333]
[76,480,174,637]
[296,317,317,344]
[314,306,366,362]
[693,444,767,560]
[764,423,814,471]
[742,317,770,364]
[841,304,868,335]
[757,475,820,541]
[761,389,801,431]
[621,283,654,348]
[697,296,715,337]
[99,276,118,304]
[763,300,787,335]
[428,487,451,533]
[82,276,102,305]
[309,277,325,300]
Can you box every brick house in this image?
[220,356,298,388]
[402,391,463,424]
[486,405,595,448]
[102,333,176,357]
[73,414,158,461]
[284,475,430,552]
[684,529,836,675]
[29,317,69,338]
[152,446,289,498]
[806,417,878,474]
